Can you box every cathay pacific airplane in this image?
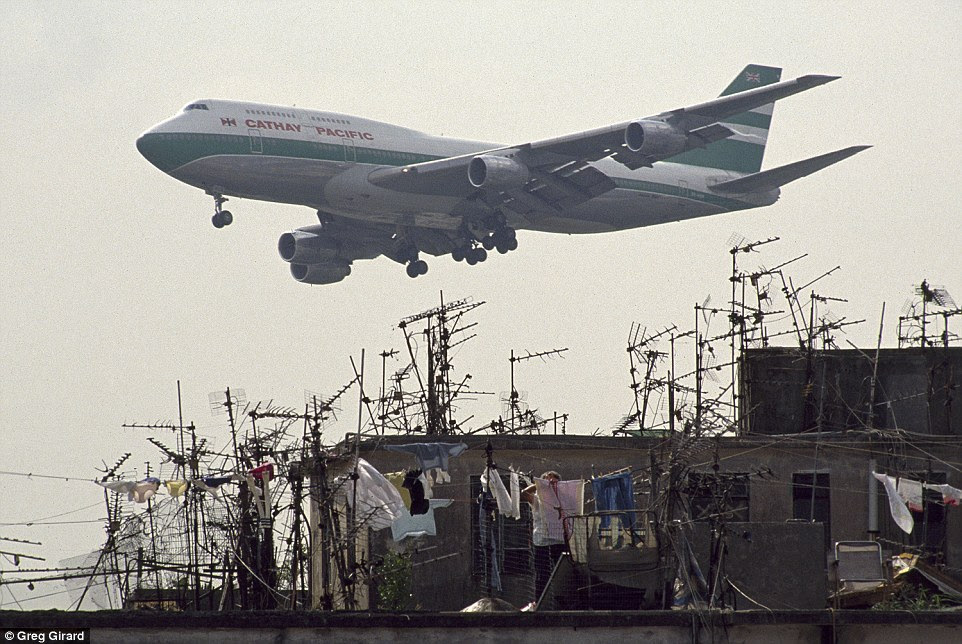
[137,64,868,284]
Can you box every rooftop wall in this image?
[741,347,962,436]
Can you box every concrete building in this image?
[313,431,961,612]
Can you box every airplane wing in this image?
[710,145,871,194]
[368,73,839,217]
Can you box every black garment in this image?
[534,543,565,601]
[403,469,429,515]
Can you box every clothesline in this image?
[872,471,962,535]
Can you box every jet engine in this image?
[468,155,529,190]
[624,120,687,157]
[290,262,351,285]
[278,226,340,265]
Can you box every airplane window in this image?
[183,103,210,111]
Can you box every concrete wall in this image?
[312,434,962,612]
[742,347,962,436]
[4,610,962,644]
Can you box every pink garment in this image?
[96,478,160,503]
[249,463,275,482]
[925,483,962,506]
[534,478,584,542]
[130,478,161,503]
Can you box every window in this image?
[793,472,831,549]
[686,472,750,522]
[183,103,209,111]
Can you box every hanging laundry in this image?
[384,442,467,484]
[672,532,709,609]
[925,483,962,506]
[192,475,242,500]
[130,477,161,503]
[248,463,275,482]
[591,471,636,529]
[403,469,429,515]
[385,471,412,508]
[478,494,502,592]
[873,472,914,534]
[510,471,521,520]
[391,499,454,541]
[535,478,584,542]
[481,467,519,519]
[96,480,137,496]
[897,477,924,512]
[165,480,190,499]
[341,458,405,530]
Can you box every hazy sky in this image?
[1,1,960,608]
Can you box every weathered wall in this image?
[4,610,962,644]
[311,435,961,612]
[742,347,962,436]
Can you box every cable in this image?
[0,469,91,482]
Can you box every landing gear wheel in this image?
[505,237,518,251]
[452,246,465,262]
[474,247,487,263]
[482,236,496,251]
[465,253,478,266]
[406,260,428,278]
[209,193,232,228]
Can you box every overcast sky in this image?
[1,1,960,609]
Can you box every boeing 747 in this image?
[136,65,869,284]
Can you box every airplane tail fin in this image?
[669,64,782,174]
[710,145,871,194]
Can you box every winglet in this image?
[798,74,841,87]
[710,145,871,194]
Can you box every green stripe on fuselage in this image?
[137,132,442,174]
[141,131,753,211]
[611,177,748,210]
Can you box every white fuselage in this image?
[137,99,777,235]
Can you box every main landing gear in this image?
[406,259,428,278]
[452,226,518,264]
[210,194,233,229]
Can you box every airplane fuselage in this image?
[137,99,777,235]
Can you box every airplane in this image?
[136,64,869,284]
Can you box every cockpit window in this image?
[183,103,210,111]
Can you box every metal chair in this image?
[832,541,889,608]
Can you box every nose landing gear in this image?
[210,193,233,228]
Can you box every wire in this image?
[0,518,107,527]
[0,469,91,482]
